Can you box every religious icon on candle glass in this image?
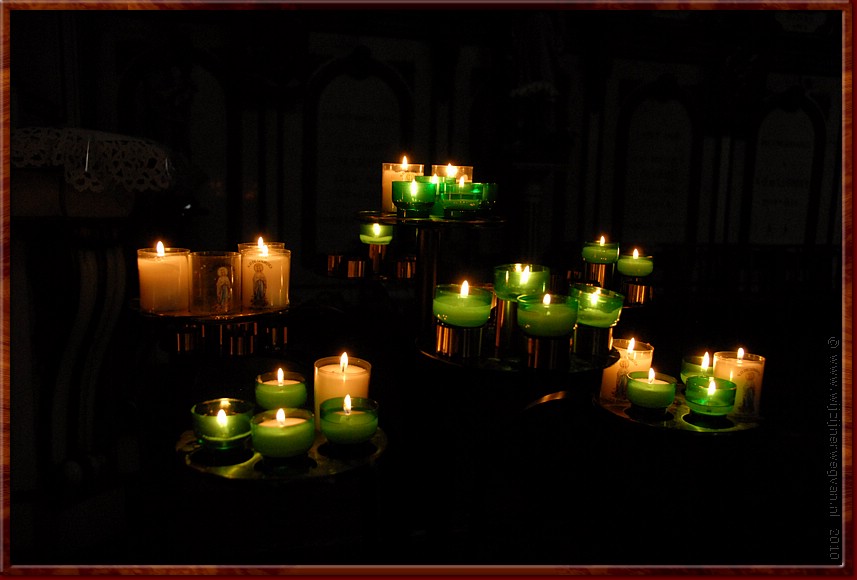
[215,266,232,311]
[251,262,268,308]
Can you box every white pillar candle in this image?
[382,156,424,213]
[239,245,291,310]
[313,353,371,430]
[137,242,190,313]
[713,348,766,418]
[600,338,654,403]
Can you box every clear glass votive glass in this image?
[189,251,241,314]
[239,247,291,310]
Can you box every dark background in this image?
[7,6,846,570]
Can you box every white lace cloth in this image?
[11,127,173,193]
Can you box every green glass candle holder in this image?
[480,182,498,214]
[680,354,714,385]
[616,252,653,277]
[626,371,677,409]
[493,264,551,301]
[439,181,488,218]
[191,398,254,450]
[685,376,737,417]
[255,370,307,410]
[517,293,578,337]
[392,179,437,218]
[320,396,379,445]
[581,239,620,264]
[359,222,393,245]
[433,283,493,328]
[570,283,624,328]
[250,408,315,458]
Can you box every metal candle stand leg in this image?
[573,324,614,361]
[620,277,653,305]
[494,298,521,358]
[367,244,387,277]
[435,320,484,359]
[583,262,614,288]
[524,335,572,370]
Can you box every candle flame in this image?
[589,290,599,306]
[628,338,635,353]
[458,176,465,187]
[344,394,352,415]
[707,378,717,396]
[446,163,457,178]
[156,241,165,257]
[431,173,439,184]
[216,408,228,427]
[599,235,605,245]
[261,243,269,257]
[277,367,284,385]
[542,294,551,306]
[340,352,349,373]
[648,367,656,384]
[633,248,639,259]
[460,280,470,297]
[410,179,418,197]
[521,265,531,284]
[514,264,522,272]
[737,347,745,360]
[276,407,286,425]
[372,223,381,236]
[257,237,265,248]
[401,155,409,169]
[701,352,710,370]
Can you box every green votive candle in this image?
[320,396,379,444]
[685,376,737,416]
[680,352,713,385]
[255,369,307,410]
[191,398,254,450]
[616,250,654,277]
[359,222,393,245]
[392,178,437,218]
[493,263,551,301]
[517,293,579,337]
[433,281,493,328]
[251,408,315,458]
[570,283,624,328]
[581,237,620,264]
[439,180,489,218]
[626,369,677,409]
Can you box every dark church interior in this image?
[6,6,848,573]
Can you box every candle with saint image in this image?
[239,241,290,310]
[255,368,307,410]
[626,368,677,409]
[600,338,654,402]
[516,293,578,337]
[713,348,765,418]
[320,394,379,444]
[313,353,371,429]
[382,156,424,213]
[137,241,190,313]
[433,281,493,328]
[251,407,315,458]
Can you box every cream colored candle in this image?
[382,156,423,213]
[713,348,766,418]
[239,244,291,310]
[137,242,189,313]
[600,338,654,403]
[313,353,371,429]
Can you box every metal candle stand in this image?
[367,244,387,277]
[620,277,653,306]
[494,298,520,357]
[583,261,613,288]
[435,320,484,359]
[573,323,615,361]
[524,335,572,370]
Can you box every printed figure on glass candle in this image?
[738,383,756,416]
[613,357,630,399]
[251,262,268,308]
[216,267,233,312]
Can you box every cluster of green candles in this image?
[582,235,655,278]
[190,356,380,460]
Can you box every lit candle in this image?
[190,398,255,450]
[255,368,308,410]
[431,163,474,183]
[713,348,766,418]
[382,156,424,213]
[616,249,654,277]
[571,284,624,328]
[600,337,654,402]
[392,177,437,217]
[313,353,371,430]
[516,293,578,337]
[433,281,493,328]
[626,368,677,409]
[239,243,291,310]
[493,263,551,301]
[359,222,394,245]
[680,351,714,384]
[685,376,738,417]
[319,395,380,445]
[137,241,190,313]
[437,176,488,218]
[581,236,620,264]
[250,407,315,458]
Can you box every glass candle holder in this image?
[382,159,424,213]
[570,283,624,328]
[439,181,489,219]
[680,354,714,385]
[359,222,394,245]
[431,163,473,182]
[516,293,578,337]
[191,398,254,450]
[433,283,493,328]
[713,350,766,418]
[581,239,620,264]
[237,240,286,252]
[392,178,438,218]
[250,408,315,458]
[493,264,551,301]
[616,252,654,277]
[137,245,190,313]
[685,376,737,416]
[239,247,290,311]
[626,370,677,409]
[600,338,654,403]
[480,182,498,214]
[313,354,371,430]
[255,369,307,410]
[189,251,242,315]
[320,396,379,445]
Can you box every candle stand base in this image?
[621,279,653,305]
[524,335,572,370]
[396,255,417,279]
[583,262,613,288]
[367,244,387,276]
[573,324,614,361]
[494,298,521,357]
[435,321,484,359]
[684,412,734,430]
[627,404,673,423]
